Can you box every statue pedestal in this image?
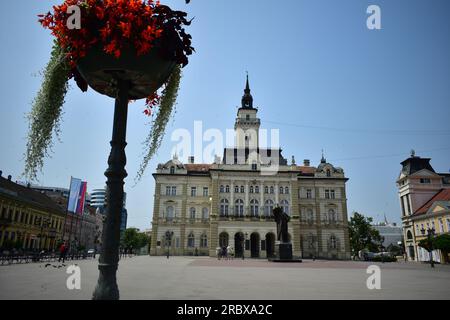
[270,242,302,263]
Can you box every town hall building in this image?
[150,77,351,259]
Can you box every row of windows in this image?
[219,185,290,194]
[163,232,208,248]
[165,186,177,196]
[164,206,209,220]
[190,187,209,197]
[303,189,336,199]
[0,207,61,230]
[165,186,210,197]
[165,185,340,200]
[303,209,338,222]
[415,219,450,235]
[305,234,339,249]
[219,199,289,217]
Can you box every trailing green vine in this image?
[136,64,182,182]
[24,43,70,181]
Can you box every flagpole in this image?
[61,176,73,243]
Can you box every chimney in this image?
[303,159,310,167]
[188,156,195,164]
[7,175,12,181]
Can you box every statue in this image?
[272,206,290,243]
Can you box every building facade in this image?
[90,186,127,236]
[19,182,103,251]
[0,173,66,251]
[396,152,450,262]
[372,223,403,250]
[150,78,351,259]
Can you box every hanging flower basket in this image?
[25,0,194,181]
[77,43,177,99]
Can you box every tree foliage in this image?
[419,233,450,253]
[348,212,382,254]
[433,234,450,252]
[122,228,150,250]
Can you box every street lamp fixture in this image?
[420,227,435,268]
[165,230,174,259]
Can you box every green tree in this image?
[432,234,450,263]
[348,212,382,255]
[418,238,433,252]
[122,228,150,251]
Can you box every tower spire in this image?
[245,72,250,93]
[241,72,253,108]
[321,149,326,163]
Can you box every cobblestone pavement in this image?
[0,256,449,300]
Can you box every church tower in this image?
[234,75,260,149]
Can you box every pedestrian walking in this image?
[58,242,67,263]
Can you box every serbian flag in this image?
[76,181,87,215]
[67,177,81,213]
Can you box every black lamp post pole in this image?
[93,78,130,300]
[428,229,435,268]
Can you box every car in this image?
[87,249,95,254]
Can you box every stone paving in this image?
[0,256,449,300]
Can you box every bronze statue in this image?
[273,206,290,243]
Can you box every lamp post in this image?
[165,230,174,259]
[209,196,213,222]
[242,232,248,260]
[420,227,435,268]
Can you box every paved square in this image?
[0,256,449,300]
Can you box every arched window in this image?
[220,199,229,217]
[250,186,254,193]
[285,187,289,194]
[187,233,195,248]
[202,207,209,220]
[279,186,284,194]
[200,233,208,248]
[235,185,239,193]
[240,186,245,193]
[189,207,196,220]
[270,186,274,194]
[255,186,260,194]
[220,185,224,193]
[170,166,175,174]
[281,200,289,215]
[330,235,337,249]
[166,206,174,221]
[264,186,269,194]
[328,209,336,223]
[219,232,229,247]
[225,185,230,193]
[265,199,274,216]
[250,199,259,217]
[406,230,413,240]
[307,209,314,223]
[235,199,244,217]
[326,169,331,177]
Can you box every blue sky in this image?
[0,0,449,230]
